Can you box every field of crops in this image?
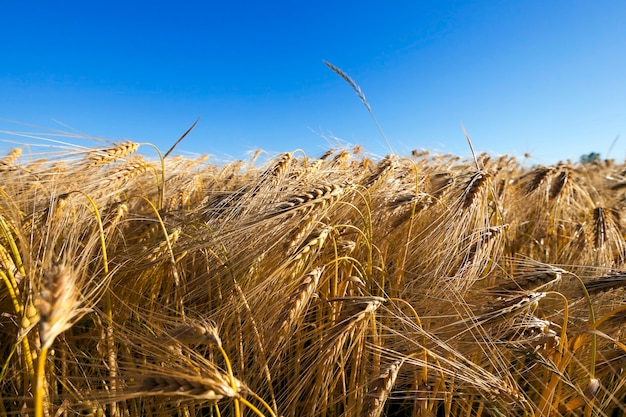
[1,143,625,416]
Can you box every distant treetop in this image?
[580,152,601,164]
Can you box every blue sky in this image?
[1,1,625,164]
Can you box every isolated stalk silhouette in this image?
[324,60,393,153]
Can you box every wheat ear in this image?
[324,60,392,152]
[39,263,85,350]
[167,320,222,346]
[360,359,403,417]
[549,168,569,199]
[87,140,140,166]
[276,267,324,343]
[323,297,384,360]
[265,152,292,180]
[362,155,397,189]
[461,171,490,209]
[584,272,626,294]
[36,263,87,417]
[1,147,22,166]
[140,373,238,401]
[101,155,153,187]
[592,207,608,249]
[324,61,370,112]
[270,184,344,219]
[526,166,556,194]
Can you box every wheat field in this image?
[0,142,625,417]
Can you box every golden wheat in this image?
[139,373,238,400]
[86,140,140,166]
[1,139,626,416]
[360,359,403,417]
[0,147,22,166]
[38,263,84,349]
[276,267,324,343]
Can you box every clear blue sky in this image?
[1,1,625,164]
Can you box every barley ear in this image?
[360,359,403,417]
[324,61,370,112]
[140,373,238,401]
[37,263,87,417]
[167,320,222,346]
[39,263,85,349]
[324,60,392,152]
[276,267,324,343]
[87,140,140,167]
